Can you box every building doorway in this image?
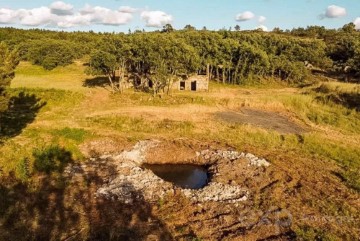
[191,81,197,91]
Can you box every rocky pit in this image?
[67,140,271,204]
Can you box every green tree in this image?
[86,50,119,92]
[184,25,196,31]
[0,43,19,132]
[162,24,174,33]
[342,23,356,33]
[26,39,76,70]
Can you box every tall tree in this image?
[0,43,19,131]
[86,50,119,92]
[184,25,196,31]
[162,24,174,33]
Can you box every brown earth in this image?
[141,139,359,240]
[1,87,358,240]
[1,138,359,240]
[84,139,360,240]
[215,109,307,134]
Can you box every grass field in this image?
[1,62,360,240]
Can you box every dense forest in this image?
[0,23,359,93]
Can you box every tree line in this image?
[0,23,359,93]
[0,42,19,132]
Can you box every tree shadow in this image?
[0,91,46,140]
[313,85,360,112]
[338,93,360,111]
[83,77,110,88]
[0,146,173,241]
[0,146,77,241]
[314,92,360,112]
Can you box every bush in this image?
[26,39,76,70]
[33,145,73,174]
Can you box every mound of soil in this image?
[215,108,306,134]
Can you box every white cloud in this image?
[0,8,18,24]
[320,5,347,19]
[79,5,133,26]
[354,17,360,30]
[50,1,73,15]
[102,11,133,26]
[57,14,91,28]
[19,7,56,26]
[119,6,137,13]
[258,16,266,24]
[256,25,268,31]
[235,11,255,21]
[79,4,95,15]
[0,3,135,28]
[141,10,173,28]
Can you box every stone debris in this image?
[66,140,271,204]
[245,153,271,167]
[114,140,160,164]
[96,165,173,204]
[200,149,270,167]
[96,158,248,203]
[182,182,249,203]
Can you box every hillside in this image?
[0,60,359,240]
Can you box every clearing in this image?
[0,62,359,240]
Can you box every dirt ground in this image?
[82,92,306,135]
[142,140,359,240]
[2,79,359,240]
[215,109,307,134]
[32,138,356,241]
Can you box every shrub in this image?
[33,145,73,174]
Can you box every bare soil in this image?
[1,138,359,240]
[215,108,307,134]
[82,139,360,240]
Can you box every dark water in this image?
[143,164,208,189]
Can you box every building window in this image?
[180,81,185,90]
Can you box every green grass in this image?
[12,61,90,92]
[50,127,89,143]
[295,226,342,241]
[33,145,73,174]
[0,88,86,178]
[315,81,360,94]
[6,87,84,111]
[85,115,194,136]
[109,90,215,107]
[259,93,360,134]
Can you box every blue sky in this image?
[0,0,359,32]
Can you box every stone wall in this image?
[172,74,209,92]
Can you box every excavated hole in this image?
[142,163,208,189]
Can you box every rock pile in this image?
[199,149,270,167]
[115,140,160,164]
[66,140,271,204]
[182,182,249,203]
[97,162,174,204]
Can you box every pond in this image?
[142,164,208,189]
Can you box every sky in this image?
[0,0,359,32]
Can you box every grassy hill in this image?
[0,62,359,240]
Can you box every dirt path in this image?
[215,108,307,134]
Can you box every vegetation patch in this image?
[33,145,73,174]
[50,127,89,143]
